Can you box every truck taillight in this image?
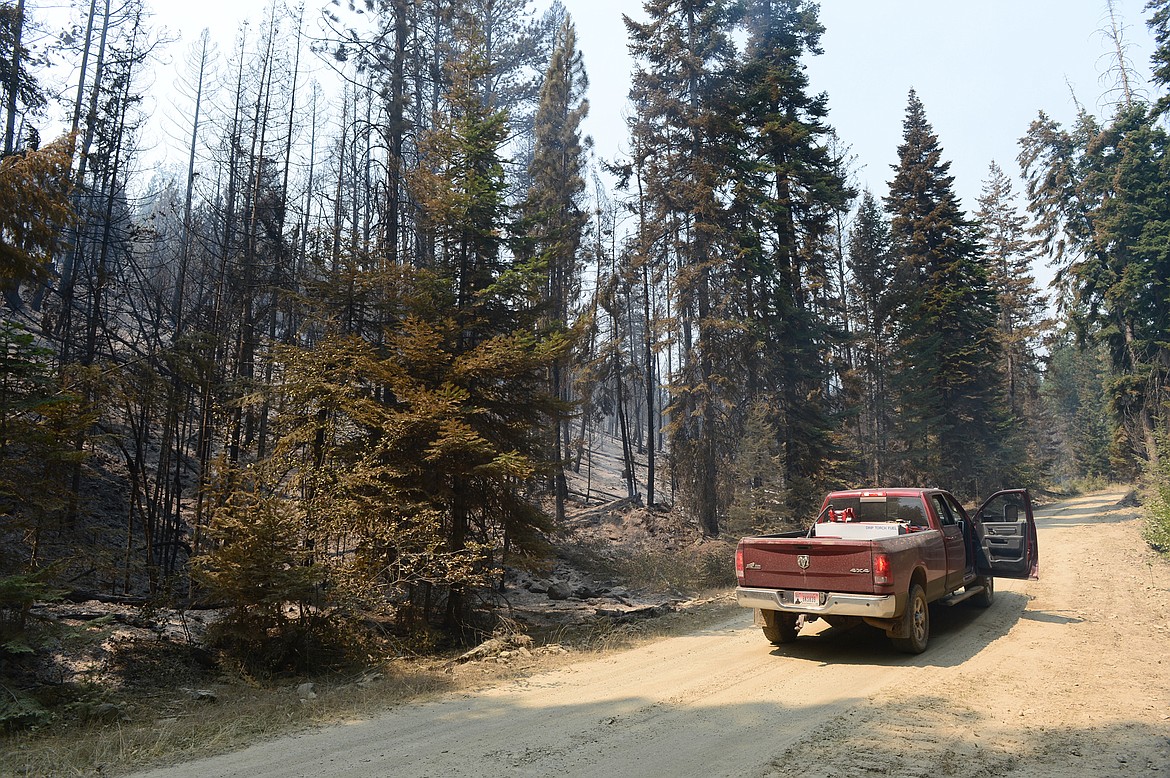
[873,553,891,585]
[735,544,745,583]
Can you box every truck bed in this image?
[738,527,934,595]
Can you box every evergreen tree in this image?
[0,0,45,156]
[976,162,1047,416]
[406,10,565,628]
[975,161,1050,481]
[410,12,509,310]
[885,91,1005,498]
[625,0,741,535]
[735,0,853,514]
[0,134,73,300]
[196,464,328,672]
[0,321,88,575]
[204,269,567,638]
[845,190,896,484]
[726,399,785,536]
[623,0,849,526]
[1147,0,1170,116]
[1042,333,1121,484]
[1020,103,1170,467]
[523,16,589,524]
[1084,106,1170,465]
[1016,109,1103,294]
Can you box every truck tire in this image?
[761,610,802,644]
[970,575,994,608]
[891,583,930,654]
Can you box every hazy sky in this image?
[561,0,1158,208]
[145,0,1158,214]
[806,1,1158,208]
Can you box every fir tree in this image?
[196,449,338,673]
[1148,0,1170,116]
[405,10,566,627]
[735,0,853,513]
[625,0,741,535]
[0,321,88,574]
[0,0,46,156]
[0,134,72,305]
[975,161,1050,482]
[1020,103,1170,466]
[1017,108,1103,307]
[409,12,510,312]
[1043,333,1120,483]
[885,91,1005,497]
[1084,106,1170,465]
[845,190,896,484]
[976,162,1047,415]
[523,15,589,524]
[726,399,785,536]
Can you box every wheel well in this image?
[909,567,927,594]
[883,567,930,642]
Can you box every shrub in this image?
[1142,436,1170,555]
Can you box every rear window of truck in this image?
[824,496,929,527]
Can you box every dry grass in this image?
[558,538,737,594]
[0,596,740,778]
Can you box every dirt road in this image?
[135,491,1170,777]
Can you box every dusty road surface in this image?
[135,491,1170,778]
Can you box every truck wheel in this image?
[761,610,802,644]
[891,583,930,654]
[970,575,994,608]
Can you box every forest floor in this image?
[1,434,741,777]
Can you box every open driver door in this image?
[971,489,1039,580]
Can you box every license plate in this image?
[794,591,820,606]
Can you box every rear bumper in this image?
[735,586,899,619]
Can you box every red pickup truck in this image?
[735,488,1039,653]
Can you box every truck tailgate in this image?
[740,537,877,594]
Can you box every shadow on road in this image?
[1020,609,1084,625]
[754,699,1167,778]
[764,591,1030,669]
[1039,507,1139,527]
[126,672,1169,778]
[1034,491,1137,527]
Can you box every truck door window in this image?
[931,495,957,526]
[944,495,969,523]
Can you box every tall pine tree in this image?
[625,0,740,535]
[975,161,1050,482]
[845,189,896,485]
[523,15,588,524]
[885,91,1005,498]
[736,0,852,513]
